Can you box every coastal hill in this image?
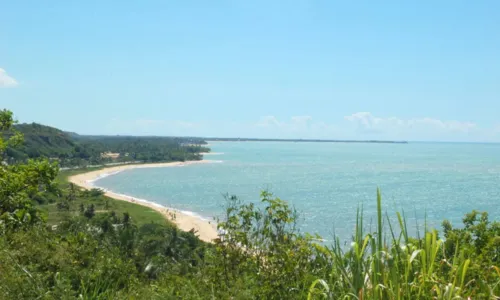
[4,123,209,167]
[4,123,77,161]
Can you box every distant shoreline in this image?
[68,160,220,243]
[204,138,408,144]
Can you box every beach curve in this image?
[68,160,220,243]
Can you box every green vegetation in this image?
[3,122,209,167]
[36,169,166,227]
[1,109,499,299]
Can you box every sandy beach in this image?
[68,160,219,243]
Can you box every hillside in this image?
[3,123,209,167]
[5,123,77,161]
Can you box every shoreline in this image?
[68,160,220,243]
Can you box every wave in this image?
[91,181,214,224]
[178,209,212,222]
[86,170,124,186]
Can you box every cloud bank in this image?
[103,112,498,142]
[104,118,201,136]
[255,115,338,139]
[0,68,18,88]
[255,112,493,142]
[344,112,477,133]
[344,112,478,140]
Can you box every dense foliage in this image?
[1,109,499,299]
[0,111,59,232]
[71,135,208,166]
[3,122,209,167]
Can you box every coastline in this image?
[68,160,220,243]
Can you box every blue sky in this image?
[1,1,499,142]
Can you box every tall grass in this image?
[308,188,495,299]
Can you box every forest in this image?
[1,109,499,299]
[2,121,209,167]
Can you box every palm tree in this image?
[67,182,76,201]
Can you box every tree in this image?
[0,109,59,232]
[84,204,95,219]
[67,182,76,201]
[56,200,70,211]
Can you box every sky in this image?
[1,1,500,142]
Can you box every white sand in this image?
[68,160,219,243]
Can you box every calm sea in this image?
[95,142,500,242]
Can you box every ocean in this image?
[94,141,500,242]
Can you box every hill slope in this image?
[5,123,77,161]
[3,123,209,167]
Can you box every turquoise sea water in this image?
[95,142,500,242]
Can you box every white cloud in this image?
[253,115,338,139]
[344,112,478,136]
[256,115,313,129]
[101,113,497,142]
[290,115,313,124]
[134,119,166,126]
[133,119,198,130]
[104,118,200,136]
[252,113,488,141]
[256,116,281,127]
[0,68,18,88]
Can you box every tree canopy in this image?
[0,110,59,231]
[3,122,209,167]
